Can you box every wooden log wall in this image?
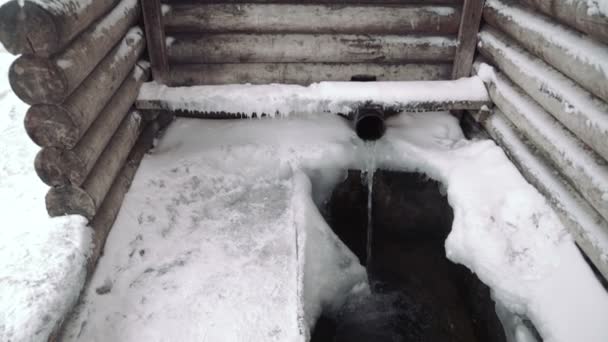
[471,0,608,281]
[156,0,466,85]
[0,0,160,271]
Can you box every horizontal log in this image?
[46,112,144,219]
[8,0,140,105]
[484,0,608,103]
[0,0,118,57]
[25,28,145,149]
[165,4,461,35]
[35,64,150,186]
[477,27,608,163]
[87,120,159,274]
[480,108,608,281]
[519,0,608,44]
[475,61,608,224]
[136,77,490,117]
[167,63,452,85]
[167,34,457,63]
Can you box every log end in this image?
[46,186,96,219]
[25,105,79,148]
[0,1,58,57]
[9,56,68,105]
[35,148,86,186]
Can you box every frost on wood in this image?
[137,78,490,117]
[60,113,608,342]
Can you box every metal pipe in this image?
[352,104,386,141]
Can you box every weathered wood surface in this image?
[451,0,484,78]
[87,121,159,275]
[35,64,150,186]
[519,0,608,44]
[479,64,608,224]
[167,63,452,85]
[46,112,144,219]
[142,0,169,83]
[136,78,491,117]
[480,109,608,281]
[8,0,140,105]
[165,4,461,35]
[478,27,608,163]
[167,34,457,63]
[0,0,119,57]
[484,0,608,103]
[25,29,145,149]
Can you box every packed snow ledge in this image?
[60,111,608,342]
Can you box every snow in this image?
[568,0,608,16]
[61,110,608,342]
[138,78,489,117]
[0,45,92,341]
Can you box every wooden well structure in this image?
[0,0,607,335]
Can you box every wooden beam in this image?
[0,0,118,57]
[8,0,141,105]
[167,63,452,86]
[165,4,461,35]
[451,0,484,78]
[167,34,457,64]
[136,78,491,117]
[519,0,608,44]
[483,0,608,103]
[141,0,169,83]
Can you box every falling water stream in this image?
[361,141,377,276]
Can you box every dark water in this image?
[312,170,506,342]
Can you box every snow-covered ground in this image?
[0,43,92,341]
[62,110,608,341]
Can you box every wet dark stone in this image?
[315,170,507,342]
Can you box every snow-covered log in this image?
[170,0,462,3]
[484,0,608,103]
[87,121,159,274]
[167,34,457,64]
[35,65,150,187]
[25,29,145,149]
[480,109,608,282]
[46,112,144,219]
[136,78,491,117]
[519,0,608,44]
[165,4,461,35]
[477,27,608,163]
[8,0,140,105]
[0,0,119,57]
[167,63,452,86]
[476,62,608,224]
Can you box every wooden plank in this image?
[35,65,150,187]
[46,112,144,219]
[86,121,159,275]
[167,63,452,85]
[479,108,608,282]
[165,4,461,35]
[477,27,608,163]
[24,29,145,149]
[142,0,169,83]
[8,0,141,105]
[519,0,608,44]
[167,34,457,64]
[0,0,119,57]
[136,78,491,117]
[483,0,608,104]
[451,0,484,78]
[476,61,608,224]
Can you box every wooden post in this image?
[141,0,169,83]
[452,0,485,78]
